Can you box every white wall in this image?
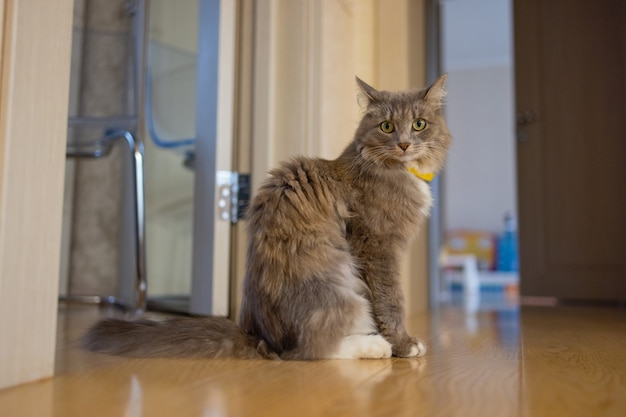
[444,67,516,232]
[441,0,516,234]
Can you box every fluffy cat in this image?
[83,75,451,360]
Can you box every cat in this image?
[82,75,451,360]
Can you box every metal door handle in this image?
[516,111,539,126]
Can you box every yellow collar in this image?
[407,167,435,182]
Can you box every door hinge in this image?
[216,171,251,224]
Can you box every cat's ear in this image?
[424,74,448,107]
[355,76,382,106]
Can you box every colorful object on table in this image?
[497,212,519,272]
[445,230,497,271]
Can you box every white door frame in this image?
[190,0,236,316]
[425,0,445,309]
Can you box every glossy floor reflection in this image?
[1,302,625,417]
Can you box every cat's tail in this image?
[81,316,278,359]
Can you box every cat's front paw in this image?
[392,336,427,358]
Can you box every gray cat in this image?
[83,75,451,360]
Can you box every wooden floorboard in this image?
[1,302,625,416]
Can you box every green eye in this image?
[412,118,427,131]
[380,121,395,133]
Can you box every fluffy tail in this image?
[82,316,277,359]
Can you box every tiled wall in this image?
[64,0,131,296]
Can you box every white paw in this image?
[407,340,427,357]
[331,334,392,359]
[364,334,393,359]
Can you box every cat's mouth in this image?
[397,152,416,162]
[394,148,420,163]
[361,145,427,168]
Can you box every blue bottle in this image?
[497,212,519,271]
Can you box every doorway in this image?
[60,0,237,316]
[431,0,518,310]
[432,0,626,306]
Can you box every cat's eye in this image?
[380,121,395,133]
[412,118,427,131]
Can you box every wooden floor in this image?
[1,301,626,417]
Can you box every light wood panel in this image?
[375,0,429,314]
[230,0,255,320]
[250,0,430,317]
[2,304,625,416]
[0,0,73,389]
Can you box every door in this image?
[145,0,237,316]
[514,0,626,300]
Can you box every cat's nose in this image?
[398,143,410,151]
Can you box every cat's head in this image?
[353,75,451,174]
